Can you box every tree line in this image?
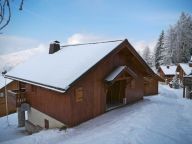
[142,12,192,69]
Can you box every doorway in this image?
[106,80,126,110]
[44,119,49,129]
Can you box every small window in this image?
[0,92,4,98]
[131,79,136,89]
[75,87,83,102]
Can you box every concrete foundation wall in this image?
[28,107,64,129]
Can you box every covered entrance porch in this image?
[105,66,138,110]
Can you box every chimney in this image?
[167,65,170,69]
[189,56,192,67]
[49,41,60,54]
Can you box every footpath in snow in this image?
[1,84,192,144]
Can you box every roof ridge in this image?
[60,39,123,48]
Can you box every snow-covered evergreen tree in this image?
[163,27,176,65]
[164,12,192,64]
[176,12,192,63]
[142,46,153,67]
[154,30,165,69]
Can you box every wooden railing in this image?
[8,88,26,107]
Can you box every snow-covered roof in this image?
[105,66,138,82]
[105,66,126,82]
[5,40,123,93]
[0,76,13,89]
[160,65,177,75]
[178,63,192,75]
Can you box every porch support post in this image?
[17,82,25,127]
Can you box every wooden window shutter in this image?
[75,87,83,102]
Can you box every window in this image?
[75,87,83,102]
[0,92,4,98]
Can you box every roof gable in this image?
[178,63,192,75]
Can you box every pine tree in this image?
[142,46,152,67]
[176,12,192,63]
[164,12,192,64]
[154,30,165,69]
[163,27,176,65]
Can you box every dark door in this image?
[106,80,125,109]
[44,119,49,129]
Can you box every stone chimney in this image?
[49,41,60,54]
[167,65,170,69]
[189,56,192,67]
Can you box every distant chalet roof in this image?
[159,65,177,76]
[5,40,124,93]
[178,63,192,75]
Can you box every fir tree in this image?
[154,30,165,69]
[142,46,153,67]
[164,12,192,64]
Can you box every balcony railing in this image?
[8,88,26,107]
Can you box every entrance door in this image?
[106,80,126,110]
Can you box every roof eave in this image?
[4,75,66,93]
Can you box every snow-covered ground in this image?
[0,113,27,143]
[1,84,192,144]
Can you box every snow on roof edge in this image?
[5,75,66,93]
[0,76,13,89]
[105,66,126,82]
[5,40,125,92]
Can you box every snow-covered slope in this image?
[1,85,192,144]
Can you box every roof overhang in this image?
[105,66,138,83]
[5,75,67,93]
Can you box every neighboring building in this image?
[5,39,162,129]
[0,76,17,117]
[176,62,192,85]
[158,65,177,83]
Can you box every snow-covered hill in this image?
[1,85,192,144]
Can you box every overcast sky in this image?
[1,0,192,55]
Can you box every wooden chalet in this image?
[176,62,192,85]
[158,65,177,84]
[0,76,17,117]
[5,39,162,129]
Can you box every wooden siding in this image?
[176,65,186,84]
[25,84,72,126]
[144,78,158,96]
[0,81,17,117]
